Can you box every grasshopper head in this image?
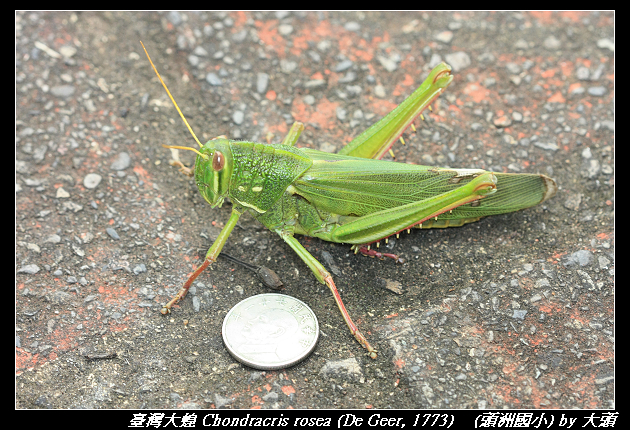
[140,43,233,209]
[194,138,233,208]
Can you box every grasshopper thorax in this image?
[195,138,233,208]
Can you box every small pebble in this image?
[18,264,40,274]
[444,52,471,72]
[110,152,131,171]
[56,187,70,198]
[206,73,222,86]
[587,86,606,97]
[83,173,101,189]
[434,31,453,44]
[106,228,120,240]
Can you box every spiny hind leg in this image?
[338,63,452,160]
[350,215,483,262]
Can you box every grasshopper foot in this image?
[160,287,189,315]
[160,259,212,315]
[168,160,194,177]
[352,328,378,359]
[357,246,405,264]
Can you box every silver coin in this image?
[222,293,319,370]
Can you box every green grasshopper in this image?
[141,42,556,359]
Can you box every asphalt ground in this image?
[16,11,613,409]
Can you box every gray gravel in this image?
[16,11,613,409]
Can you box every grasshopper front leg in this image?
[161,207,243,314]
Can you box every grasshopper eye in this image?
[212,151,225,171]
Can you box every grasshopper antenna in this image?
[141,41,206,158]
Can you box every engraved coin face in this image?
[222,293,319,370]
